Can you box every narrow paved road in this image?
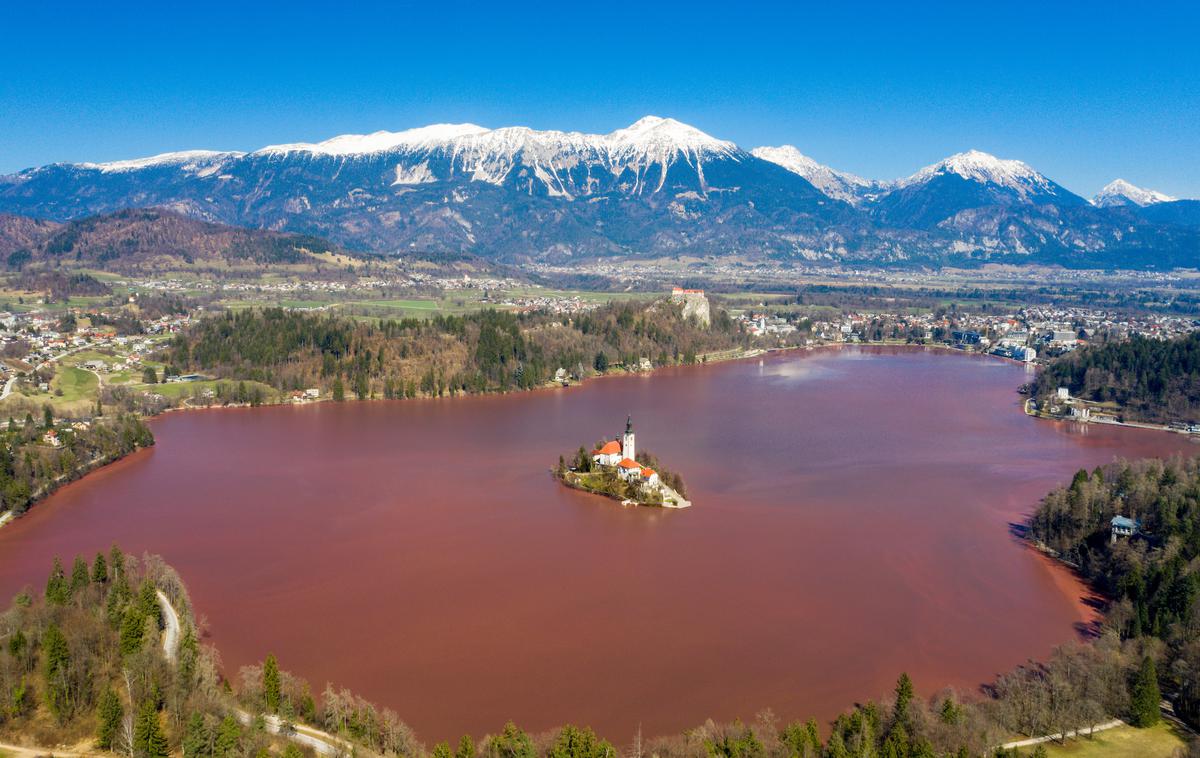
[999,719,1125,749]
[0,345,93,402]
[0,374,16,401]
[156,589,180,663]
[234,713,349,757]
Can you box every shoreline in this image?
[0,441,154,532]
[555,469,692,509]
[0,343,1180,747]
[1023,395,1200,439]
[0,340,1022,530]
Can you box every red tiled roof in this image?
[617,458,640,469]
[593,441,621,455]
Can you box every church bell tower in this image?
[622,415,636,461]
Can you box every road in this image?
[154,592,350,757]
[0,741,96,758]
[0,345,92,402]
[234,713,349,757]
[999,719,1125,750]
[156,590,180,663]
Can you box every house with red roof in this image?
[592,416,659,487]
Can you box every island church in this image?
[592,416,659,487]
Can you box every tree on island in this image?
[573,446,592,472]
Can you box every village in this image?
[731,301,1200,365]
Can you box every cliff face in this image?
[672,290,711,327]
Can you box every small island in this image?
[555,416,691,508]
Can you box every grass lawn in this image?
[1032,723,1188,757]
[66,349,121,365]
[53,367,99,402]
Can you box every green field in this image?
[1028,723,1189,757]
[150,378,279,402]
[52,367,98,402]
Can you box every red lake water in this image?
[0,346,1192,742]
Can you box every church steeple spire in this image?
[622,415,636,461]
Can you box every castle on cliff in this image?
[670,287,711,327]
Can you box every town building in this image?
[1111,515,1138,542]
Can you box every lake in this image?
[0,346,1192,742]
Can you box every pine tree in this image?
[110,544,126,582]
[433,743,453,758]
[41,623,72,722]
[263,653,281,713]
[486,722,535,758]
[1130,655,1162,727]
[96,687,124,749]
[893,672,914,728]
[70,555,90,595]
[215,715,242,756]
[121,606,147,655]
[45,556,70,604]
[457,735,476,758]
[179,626,200,685]
[183,712,212,758]
[137,580,162,627]
[134,700,169,758]
[92,551,109,583]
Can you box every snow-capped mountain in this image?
[1,123,1196,267]
[1093,179,1176,208]
[874,149,1087,229]
[77,150,246,174]
[244,117,746,197]
[750,146,888,205]
[0,117,847,259]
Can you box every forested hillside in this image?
[1034,332,1200,423]
[0,208,353,271]
[1029,457,1200,726]
[163,299,744,399]
[0,413,153,520]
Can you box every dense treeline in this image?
[1029,457,1200,727]
[12,271,112,300]
[163,299,745,400]
[1034,332,1200,423]
[0,412,153,518]
[2,550,1197,758]
[0,548,214,751]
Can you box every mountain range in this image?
[2,116,1198,268]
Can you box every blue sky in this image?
[2,0,1198,198]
